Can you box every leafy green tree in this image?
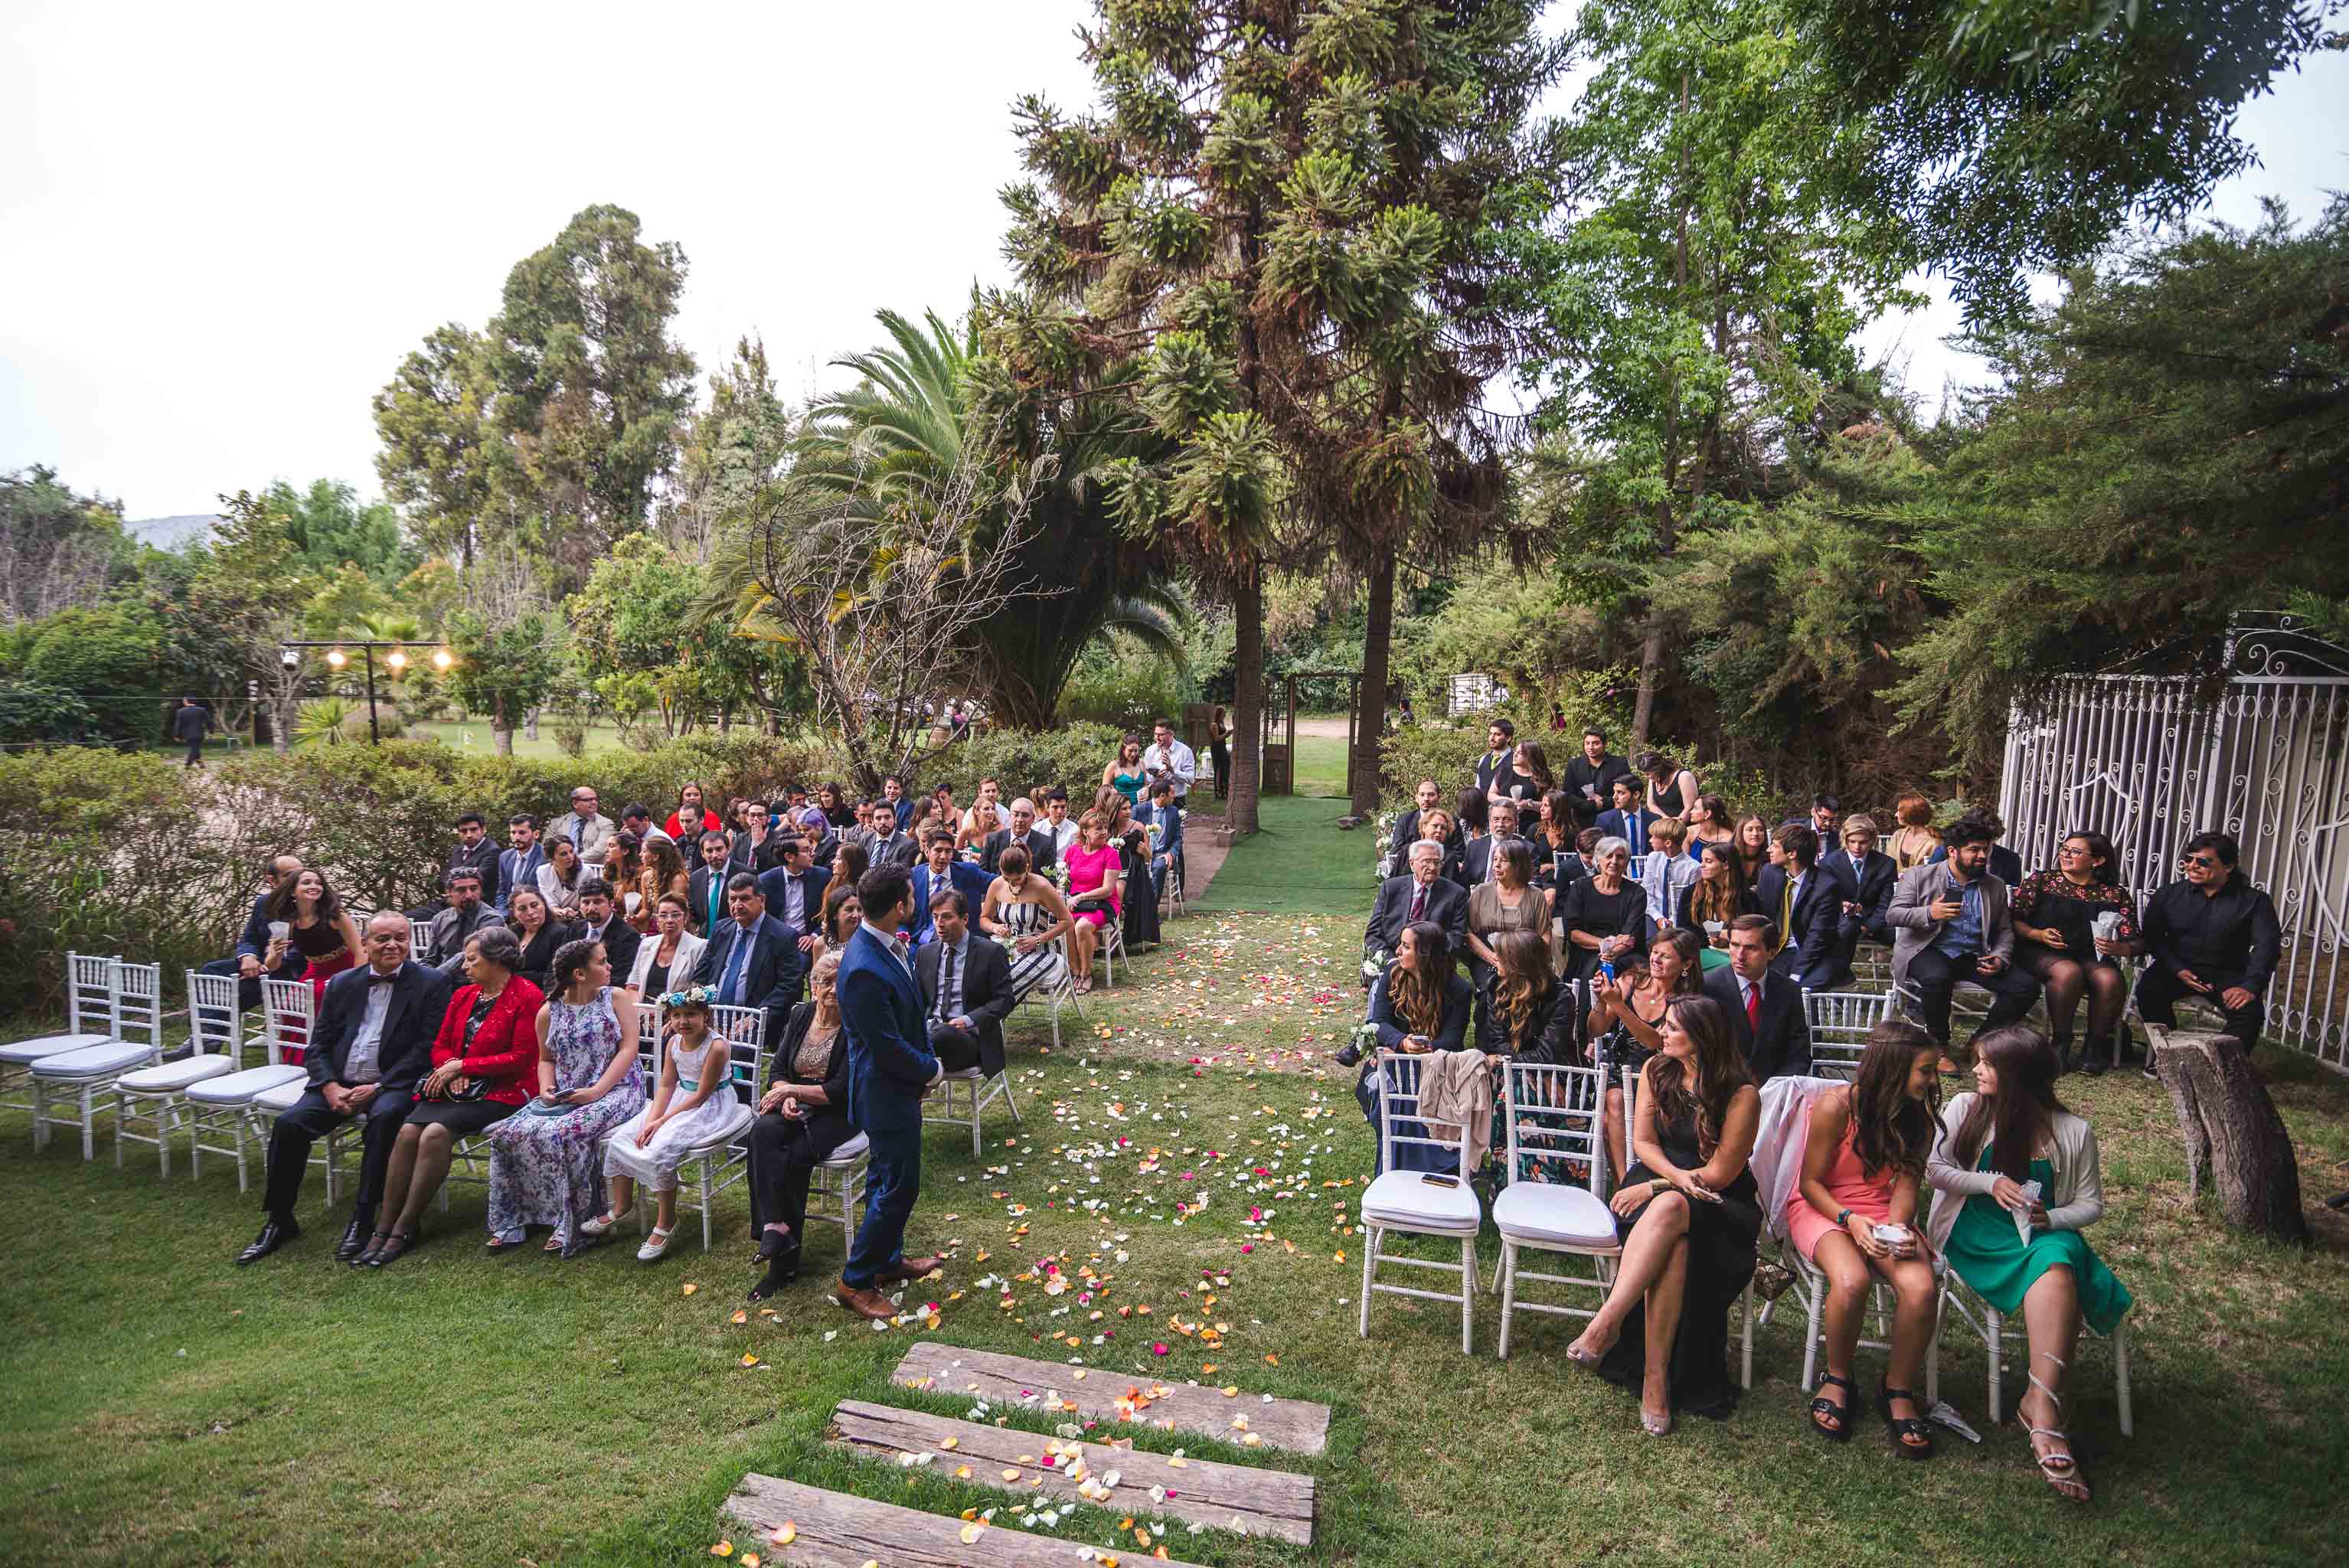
[490,204,697,580]
[1790,0,2344,318]
[263,478,416,584]
[1520,0,1917,741]
[371,323,517,567]
[444,606,563,756]
[665,336,795,564]
[1890,198,2349,771]
[18,606,168,742]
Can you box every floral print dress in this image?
[485,987,645,1244]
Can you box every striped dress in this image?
[998,897,1071,1000]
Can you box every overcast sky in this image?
[4,0,2344,521]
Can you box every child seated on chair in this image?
[1786,1019,1942,1456]
[580,988,735,1263]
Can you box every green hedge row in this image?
[0,724,1143,1016]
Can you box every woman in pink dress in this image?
[1784,1018,1942,1455]
[1060,809,1122,995]
[260,869,361,1063]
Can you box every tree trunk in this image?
[1632,620,1664,746]
[492,695,515,757]
[524,707,541,743]
[2148,1026,2311,1244]
[1227,566,1265,835]
[1351,550,1395,818]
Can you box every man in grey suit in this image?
[1887,813,2042,1057]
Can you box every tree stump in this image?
[2146,1025,2311,1245]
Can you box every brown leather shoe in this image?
[832,1279,897,1320]
[877,1253,943,1284]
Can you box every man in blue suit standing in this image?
[693,873,805,1070]
[833,864,944,1321]
[908,830,992,946]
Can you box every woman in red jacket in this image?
[360,925,544,1267]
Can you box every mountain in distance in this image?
[125,513,221,550]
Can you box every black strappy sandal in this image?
[1808,1372,1857,1442]
[1877,1383,1935,1459]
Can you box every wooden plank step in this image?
[830,1398,1315,1545]
[722,1472,1216,1568]
[888,1340,1331,1455]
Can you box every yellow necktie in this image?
[1779,877,1795,952]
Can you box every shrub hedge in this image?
[0,723,1151,1015]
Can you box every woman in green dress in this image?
[1927,1026,2132,1503]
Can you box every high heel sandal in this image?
[1877,1383,1934,1459]
[2021,1352,2089,1501]
[367,1230,417,1268]
[1808,1372,1857,1442]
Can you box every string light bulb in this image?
[325,647,348,669]
[384,648,409,671]
[431,648,455,671]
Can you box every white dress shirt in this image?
[1142,739,1197,797]
[342,972,396,1083]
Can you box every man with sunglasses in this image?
[2138,831,2282,1068]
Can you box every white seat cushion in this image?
[249,1076,313,1114]
[941,1067,987,1082]
[116,1054,236,1093]
[186,1064,307,1106]
[31,1040,157,1079]
[821,1131,871,1167]
[0,1032,111,1063]
[1494,1181,1621,1250]
[678,1101,756,1152]
[1361,1168,1483,1234]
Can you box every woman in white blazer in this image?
[1926,1027,2132,1503]
[622,893,707,1001]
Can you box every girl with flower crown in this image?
[579,987,738,1262]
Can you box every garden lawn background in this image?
[4,805,2349,1565]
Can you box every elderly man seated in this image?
[982,796,1058,875]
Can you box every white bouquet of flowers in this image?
[1374,810,1399,883]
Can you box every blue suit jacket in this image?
[838,925,936,1137]
[694,911,806,1045]
[907,860,994,945]
[1597,807,1661,851]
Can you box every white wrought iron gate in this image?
[2000,618,2349,1070]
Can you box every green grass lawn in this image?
[5,811,2349,1564]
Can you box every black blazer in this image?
[1369,969,1475,1052]
[511,920,580,997]
[1821,848,1897,942]
[982,825,1058,875]
[445,836,502,908]
[915,933,1018,1076]
[304,960,454,1098]
[1752,865,1847,980]
[1366,874,1468,959]
[686,865,734,936]
[756,864,829,933]
[1476,977,1587,1062]
[575,916,642,985]
[1701,965,1812,1083]
[762,999,851,1108]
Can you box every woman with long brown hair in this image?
[263,867,363,1024]
[1677,841,1755,966]
[1480,928,1582,1062]
[1927,1027,2131,1502]
[1681,794,1735,862]
[1566,995,1760,1435]
[1731,812,1772,887]
[635,835,690,936]
[1788,1020,1942,1454]
[1590,929,1703,1178]
[1367,921,1472,1056]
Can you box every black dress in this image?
[747,1001,855,1238]
[1560,877,1648,982]
[1119,830,1162,949]
[1599,1104,1761,1419]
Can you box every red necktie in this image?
[1745,982,1761,1031]
[1410,885,1427,923]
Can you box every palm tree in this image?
[709,308,1181,729]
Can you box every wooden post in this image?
[2146,1025,2311,1245]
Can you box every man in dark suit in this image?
[200,852,306,1018]
[1753,822,1849,989]
[445,811,502,909]
[1821,814,1898,966]
[694,872,806,1054]
[834,864,943,1321]
[688,830,737,934]
[573,880,642,984]
[880,775,916,834]
[982,797,1058,876]
[1596,776,1661,854]
[1462,799,1539,887]
[909,830,993,946]
[1366,841,1469,965]
[494,814,545,920]
[914,890,1016,1076]
[1702,916,1812,1082]
[864,807,919,870]
[1390,778,1450,874]
[237,912,454,1264]
[1561,727,1633,808]
[757,834,829,939]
